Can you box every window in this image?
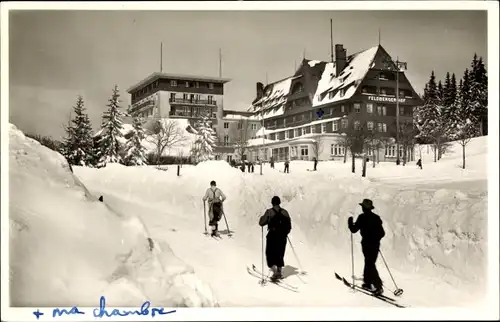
[302,127,307,136]
[170,80,177,87]
[185,81,190,88]
[340,88,346,97]
[224,135,230,146]
[170,93,176,101]
[329,107,334,115]
[366,103,374,114]
[295,128,300,137]
[251,123,257,130]
[212,113,217,118]
[285,131,289,139]
[378,123,387,132]
[328,91,335,99]
[341,105,345,113]
[311,125,316,134]
[196,82,200,88]
[354,120,361,130]
[354,103,361,113]
[380,88,387,95]
[237,122,242,130]
[377,105,387,116]
[321,123,327,133]
[333,121,339,132]
[208,95,213,104]
[385,145,401,157]
[331,144,345,156]
[399,106,405,116]
[224,122,229,129]
[300,145,309,157]
[209,83,214,89]
[341,119,348,129]
[183,94,188,100]
[367,121,374,131]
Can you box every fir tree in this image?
[437,80,444,104]
[469,54,488,135]
[450,73,458,105]
[191,114,217,163]
[62,96,95,166]
[125,117,148,166]
[96,85,125,167]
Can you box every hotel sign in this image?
[367,96,407,104]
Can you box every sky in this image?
[9,9,488,140]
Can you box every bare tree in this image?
[451,120,479,169]
[398,120,417,166]
[311,135,324,160]
[344,122,367,174]
[146,119,189,166]
[234,119,250,161]
[363,128,380,168]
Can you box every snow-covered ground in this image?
[6,122,495,314]
[8,124,216,308]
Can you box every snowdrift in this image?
[8,123,217,307]
[73,135,488,305]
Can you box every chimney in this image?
[256,82,264,99]
[335,44,347,76]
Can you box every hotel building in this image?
[246,44,424,163]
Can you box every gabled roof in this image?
[312,45,379,107]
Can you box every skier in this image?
[259,196,292,281]
[202,180,227,237]
[313,157,318,171]
[348,199,386,295]
[416,158,422,169]
[284,160,290,173]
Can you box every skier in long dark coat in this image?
[348,199,385,295]
[259,196,292,280]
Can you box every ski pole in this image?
[379,250,404,296]
[262,226,265,282]
[221,207,232,237]
[287,236,307,275]
[350,232,355,289]
[203,201,208,235]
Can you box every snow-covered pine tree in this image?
[450,73,458,106]
[449,77,479,169]
[96,85,125,167]
[437,80,444,104]
[191,114,217,163]
[415,71,447,161]
[469,54,488,136]
[125,117,148,166]
[62,96,95,166]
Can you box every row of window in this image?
[132,80,216,101]
[266,119,389,141]
[329,144,403,157]
[223,122,258,130]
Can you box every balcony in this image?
[169,98,217,106]
[129,100,154,114]
[169,111,216,119]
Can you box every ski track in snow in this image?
[76,166,484,308]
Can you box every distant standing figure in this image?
[348,199,386,295]
[284,160,290,173]
[259,196,292,281]
[240,164,245,172]
[270,157,275,169]
[416,158,422,169]
[251,163,255,173]
[247,162,251,172]
[313,158,318,171]
[202,180,227,237]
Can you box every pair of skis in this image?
[334,272,407,308]
[247,264,299,293]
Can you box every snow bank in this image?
[73,136,488,306]
[8,124,217,307]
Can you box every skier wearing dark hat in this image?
[348,198,386,295]
[259,196,292,281]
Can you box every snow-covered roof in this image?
[312,46,379,108]
[247,138,277,147]
[127,72,231,93]
[308,60,322,68]
[256,116,344,137]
